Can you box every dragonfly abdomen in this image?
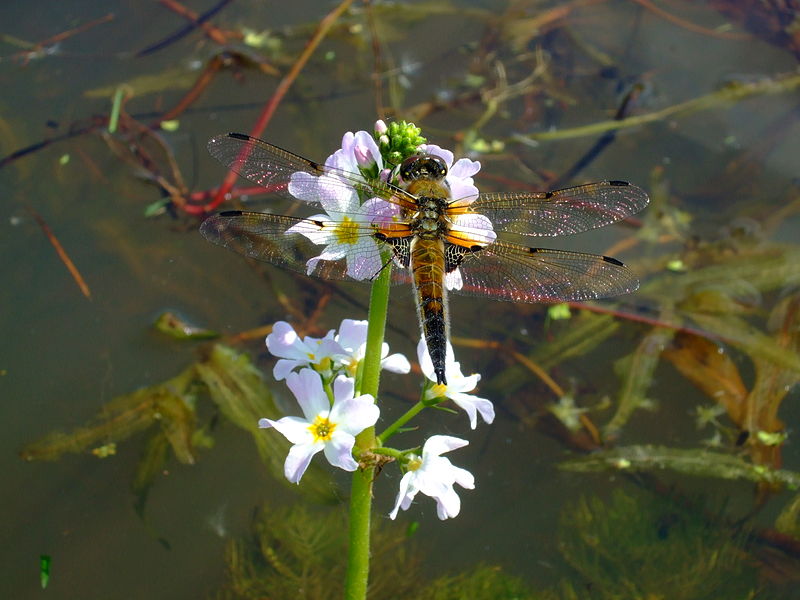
[410,237,449,385]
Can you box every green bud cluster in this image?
[375,120,427,167]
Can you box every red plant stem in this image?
[186,0,356,215]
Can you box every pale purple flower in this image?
[389,435,474,520]
[285,130,393,280]
[266,321,347,380]
[330,130,384,175]
[259,370,379,483]
[335,319,411,376]
[417,339,495,429]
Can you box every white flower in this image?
[285,195,389,280]
[266,321,347,380]
[258,369,379,483]
[389,435,474,520]
[335,319,411,376]
[417,339,494,429]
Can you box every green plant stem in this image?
[343,261,392,600]
[512,71,800,143]
[378,401,425,444]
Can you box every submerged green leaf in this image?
[561,445,800,489]
[604,326,674,439]
[195,345,339,504]
[19,366,197,462]
[153,311,219,340]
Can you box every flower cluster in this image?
[258,123,495,520]
[283,120,495,288]
[261,319,493,520]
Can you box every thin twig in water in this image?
[28,208,92,300]
[196,0,357,215]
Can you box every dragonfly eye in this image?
[399,155,448,182]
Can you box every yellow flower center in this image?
[346,358,359,377]
[334,216,359,245]
[309,415,336,442]
[407,456,422,472]
[430,383,448,398]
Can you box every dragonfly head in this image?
[399,154,448,184]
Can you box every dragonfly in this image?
[200,132,649,385]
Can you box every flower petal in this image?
[449,392,495,428]
[285,369,329,420]
[381,352,411,374]
[272,358,300,381]
[337,319,368,352]
[284,442,322,483]
[286,214,331,245]
[323,431,359,471]
[423,435,469,458]
[420,144,453,168]
[444,268,463,291]
[434,486,462,519]
[389,472,417,519]
[449,157,481,179]
[266,321,304,360]
[259,416,313,445]
[287,171,322,203]
[330,394,379,435]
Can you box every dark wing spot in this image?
[528,247,540,254]
[374,232,387,241]
[220,210,244,216]
[602,255,625,266]
[311,219,325,227]
[469,245,484,253]
[608,180,629,186]
[228,132,250,141]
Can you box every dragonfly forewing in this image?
[207,133,413,210]
[469,181,649,237]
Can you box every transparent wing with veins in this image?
[202,132,648,301]
[207,133,416,212]
[466,181,649,237]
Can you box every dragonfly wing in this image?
[450,239,639,302]
[468,181,649,237]
[201,210,407,283]
[207,133,414,209]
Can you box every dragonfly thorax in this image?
[410,196,451,239]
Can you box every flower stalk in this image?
[344,258,392,600]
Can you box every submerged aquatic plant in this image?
[559,489,764,599]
